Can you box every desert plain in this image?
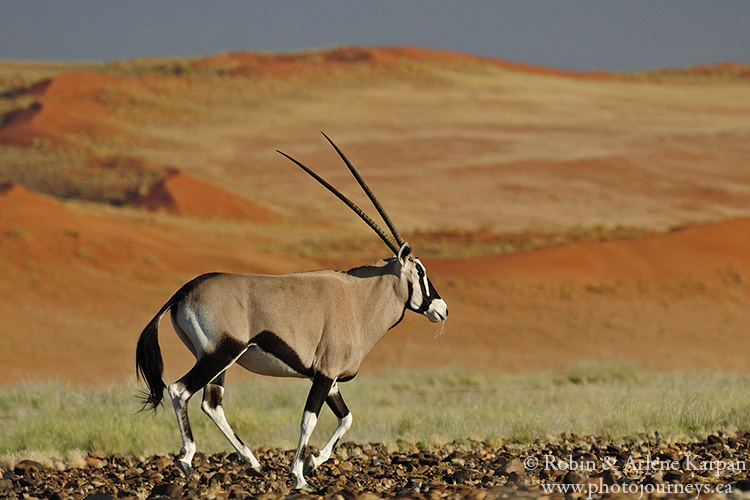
[1,46,750,498]
[1,46,749,385]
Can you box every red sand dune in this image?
[433,218,750,286]
[191,46,453,76]
[0,182,290,277]
[0,182,59,208]
[0,72,122,146]
[662,62,750,78]
[128,168,277,222]
[192,46,612,80]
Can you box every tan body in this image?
[171,260,408,381]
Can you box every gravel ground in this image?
[4,434,750,500]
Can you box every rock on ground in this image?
[3,434,750,499]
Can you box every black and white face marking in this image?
[398,243,448,323]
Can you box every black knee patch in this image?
[326,391,350,420]
[203,385,222,411]
[305,373,334,415]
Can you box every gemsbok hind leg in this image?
[168,344,248,476]
[201,372,263,475]
[304,381,352,474]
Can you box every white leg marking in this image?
[307,412,353,472]
[168,382,195,476]
[201,385,263,474]
[291,410,317,490]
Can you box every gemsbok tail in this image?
[135,296,177,411]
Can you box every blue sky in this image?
[1,1,748,72]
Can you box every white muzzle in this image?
[425,298,448,323]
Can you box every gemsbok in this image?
[136,133,448,490]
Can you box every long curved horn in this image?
[321,132,406,248]
[277,150,401,255]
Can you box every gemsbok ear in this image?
[397,242,412,263]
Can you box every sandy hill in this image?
[0,46,749,384]
[433,218,750,285]
[0,72,124,147]
[127,168,277,222]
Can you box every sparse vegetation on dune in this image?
[0,145,166,204]
[2,46,749,231]
[276,225,662,260]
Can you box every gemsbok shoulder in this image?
[136,133,448,490]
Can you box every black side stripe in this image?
[249,331,314,378]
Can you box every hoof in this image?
[292,480,312,491]
[303,454,317,475]
[177,458,192,477]
[246,464,264,477]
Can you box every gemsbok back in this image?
[136,133,448,490]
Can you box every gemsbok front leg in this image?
[201,373,264,476]
[291,373,338,490]
[304,381,353,474]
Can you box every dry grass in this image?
[2,367,750,466]
[0,146,165,204]
[274,225,661,260]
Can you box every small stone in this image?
[228,489,254,500]
[141,470,163,481]
[150,482,183,499]
[663,470,687,483]
[87,456,107,468]
[506,471,527,485]
[563,471,586,485]
[591,469,616,486]
[82,495,116,500]
[494,458,524,476]
[447,470,472,484]
[465,490,487,500]
[707,434,725,446]
[417,452,439,466]
[153,456,172,470]
[209,471,231,484]
[20,475,41,487]
[14,459,43,475]
[539,467,566,481]
[356,493,381,500]
[0,478,13,492]
[728,437,748,448]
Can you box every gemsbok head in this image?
[136,133,448,490]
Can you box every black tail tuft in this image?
[135,312,167,412]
